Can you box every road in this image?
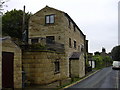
[65,67,120,89]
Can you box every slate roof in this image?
[69,52,81,60]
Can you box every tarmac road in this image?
[65,67,120,89]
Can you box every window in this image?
[74,40,76,49]
[68,20,71,29]
[54,61,60,73]
[81,44,84,52]
[78,45,80,51]
[45,14,55,24]
[69,38,72,48]
[46,36,55,44]
[73,25,76,32]
[58,36,61,40]
[31,38,39,44]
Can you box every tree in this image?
[94,51,100,55]
[92,55,103,68]
[0,0,9,15]
[93,54,112,69]
[111,45,120,61]
[2,9,31,40]
[102,56,112,66]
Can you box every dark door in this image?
[2,52,14,88]
[46,36,55,44]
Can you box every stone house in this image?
[0,36,22,88]
[23,6,87,85]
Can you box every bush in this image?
[30,44,46,50]
[92,55,112,69]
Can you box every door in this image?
[2,52,14,88]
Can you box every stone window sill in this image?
[54,71,60,74]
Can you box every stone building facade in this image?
[25,6,87,85]
[28,6,86,56]
[0,36,22,88]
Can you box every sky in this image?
[2,0,120,53]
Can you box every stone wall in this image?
[63,13,85,55]
[70,53,85,78]
[79,54,85,78]
[1,37,22,88]
[22,51,68,85]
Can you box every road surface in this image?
[65,67,120,89]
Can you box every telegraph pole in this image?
[22,5,25,43]
[0,1,4,38]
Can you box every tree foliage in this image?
[111,45,120,61]
[93,55,112,69]
[94,51,100,55]
[2,9,31,40]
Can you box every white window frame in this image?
[45,14,55,24]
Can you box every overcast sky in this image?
[2,0,120,53]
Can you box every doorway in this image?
[2,52,14,88]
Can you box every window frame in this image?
[46,36,55,44]
[78,45,80,51]
[68,19,71,29]
[69,38,72,48]
[58,36,61,40]
[54,61,60,74]
[31,38,39,44]
[45,14,55,24]
[74,40,76,49]
[73,25,76,32]
[81,44,84,52]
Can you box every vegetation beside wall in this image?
[93,55,112,69]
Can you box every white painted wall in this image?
[88,61,95,68]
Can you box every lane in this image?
[116,70,119,89]
[118,70,120,89]
[99,68,118,88]
[65,67,120,89]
